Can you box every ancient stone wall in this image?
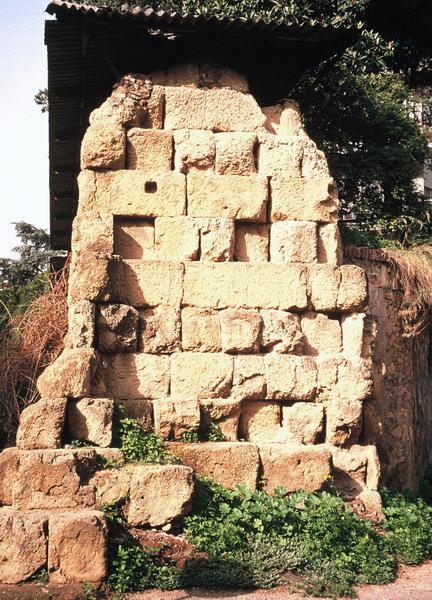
[0,64,381,584]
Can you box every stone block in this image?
[316,356,338,403]
[240,401,282,443]
[81,122,125,170]
[67,398,114,447]
[215,132,256,175]
[337,265,368,311]
[128,465,194,527]
[154,397,201,440]
[220,308,262,353]
[265,354,317,401]
[181,307,221,352]
[318,223,343,266]
[154,217,200,261]
[183,263,308,310]
[165,86,206,130]
[68,253,122,304]
[87,171,186,217]
[71,211,113,257]
[234,223,269,262]
[97,303,139,353]
[64,301,95,349]
[92,468,132,506]
[120,399,153,431]
[139,305,181,353]
[187,172,267,221]
[171,352,233,399]
[127,128,173,171]
[37,349,98,400]
[330,445,380,499]
[262,100,303,139]
[168,442,259,489]
[301,312,342,356]
[121,260,184,307]
[270,176,338,223]
[174,129,215,172]
[301,138,330,177]
[261,309,304,353]
[342,313,366,356]
[282,403,324,444]
[337,357,373,402]
[308,265,341,312]
[326,398,363,446]
[17,398,67,450]
[198,218,235,261]
[143,84,164,128]
[0,448,19,506]
[200,398,241,441]
[259,444,332,494]
[113,216,155,259]
[232,355,266,400]
[258,135,303,177]
[102,353,170,399]
[0,508,47,584]
[270,221,318,263]
[48,511,108,583]
[13,449,96,509]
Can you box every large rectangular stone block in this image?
[308,265,341,312]
[171,352,233,399]
[301,312,342,356]
[270,221,318,263]
[127,128,173,171]
[154,217,199,261]
[121,260,184,307]
[215,132,257,175]
[187,172,267,222]
[183,263,308,310]
[270,176,338,223]
[258,135,303,177]
[181,307,221,352]
[264,354,317,401]
[82,171,186,216]
[102,353,170,399]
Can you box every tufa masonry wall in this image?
[0,64,381,584]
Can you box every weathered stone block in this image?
[200,398,241,441]
[154,397,201,440]
[143,84,164,128]
[282,403,324,444]
[102,353,170,399]
[240,401,281,443]
[342,313,366,356]
[337,357,373,402]
[187,172,267,221]
[81,122,125,170]
[265,354,317,401]
[301,138,330,177]
[326,398,363,446]
[121,260,184,307]
[85,171,186,216]
[261,309,304,353]
[318,223,343,266]
[67,398,114,447]
[71,211,113,257]
[68,253,122,304]
[301,312,342,356]
[232,355,266,400]
[127,128,173,171]
[37,349,98,400]
[330,444,380,499]
[97,303,139,353]
[220,308,262,353]
[0,449,19,506]
[181,307,221,352]
[183,263,308,310]
[139,305,181,353]
[113,216,155,259]
[270,176,338,223]
[308,265,341,312]
[174,129,215,172]
[13,449,96,509]
[337,265,368,311]
[215,132,256,175]
[92,468,132,506]
[168,442,260,489]
[234,223,269,262]
[154,217,199,261]
[259,444,332,494]
[17,398,67,450]
[262,101,303,139]
[48,511,108,583]
[258,135,303,177]
[270,221,318,264]
[316,356,339,403]
[198,218,235,261]
[128,465,194,527]
[171,352,233,399]
[0,508,47,584]
[64,301,95,349]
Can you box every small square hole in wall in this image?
[114,216,155,259]
[145,180,158,193]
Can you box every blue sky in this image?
[0,0,50,257]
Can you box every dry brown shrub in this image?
[0,265,68,447]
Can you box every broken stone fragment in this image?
[16,398,67,450]
[67,398,114,447]
[200,398,241,441]
[154,397,201,440]
[64,300,95,349]
[97,303,139,353]
[261,309,304,354]
[337,265,368,311]
[154,216,200,261]
[128,465,194,527]
[198,217,235,262]
[270,221,318,264]
[91,467,132,506]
